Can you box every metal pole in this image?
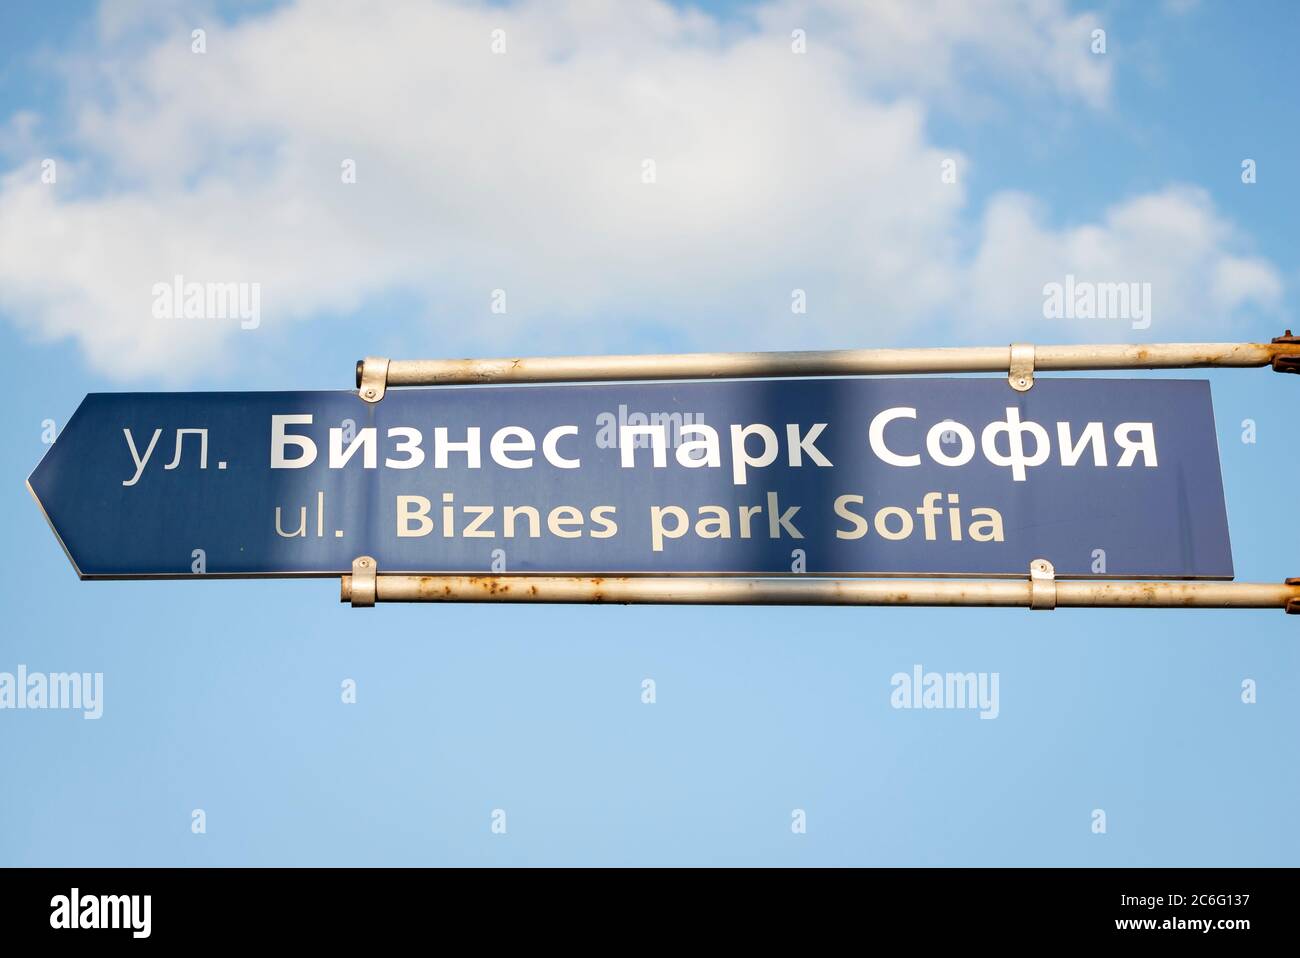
[363,335,1300,389]
[340,574,1300,613]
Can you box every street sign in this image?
[28,377,1233,580]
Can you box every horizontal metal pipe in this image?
[381,341,1298,386]
[1033,342,1282,370]
[340,575,1300,611]
[1055,581,1294,609]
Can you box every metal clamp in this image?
[350,556,377,608]
[1271,330,1300,374]
[1287,578,1300,615]
[1009,343,1035,392]
[357,357,390,403]
[1029,559,1056,611]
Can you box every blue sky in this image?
[1,0,1297,866]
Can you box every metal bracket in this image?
[1287,578,1300,615]
[357,357,390,403]
[1029,559,1056,611]
[1009,343,1035,392]
[1271,330,1300,374]
[350,556,377,608]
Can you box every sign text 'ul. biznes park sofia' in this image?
[28,377,1232,579]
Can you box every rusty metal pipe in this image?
[373,340,1300,387]
[340,574,1300,611]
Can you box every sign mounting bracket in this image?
[1009,343,1036,392]
[1029,559,1056,610]
[357,357,389,404]
[349,556,377,608]
[1272,330,1300,373]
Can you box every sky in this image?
[1,0,1297,866]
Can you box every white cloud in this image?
[965,187,1282,339]
[0,0,1281,380]
[761,0,1112,107]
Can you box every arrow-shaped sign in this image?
[28,378,1233,579]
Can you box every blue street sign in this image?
[28,378,1233,579]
